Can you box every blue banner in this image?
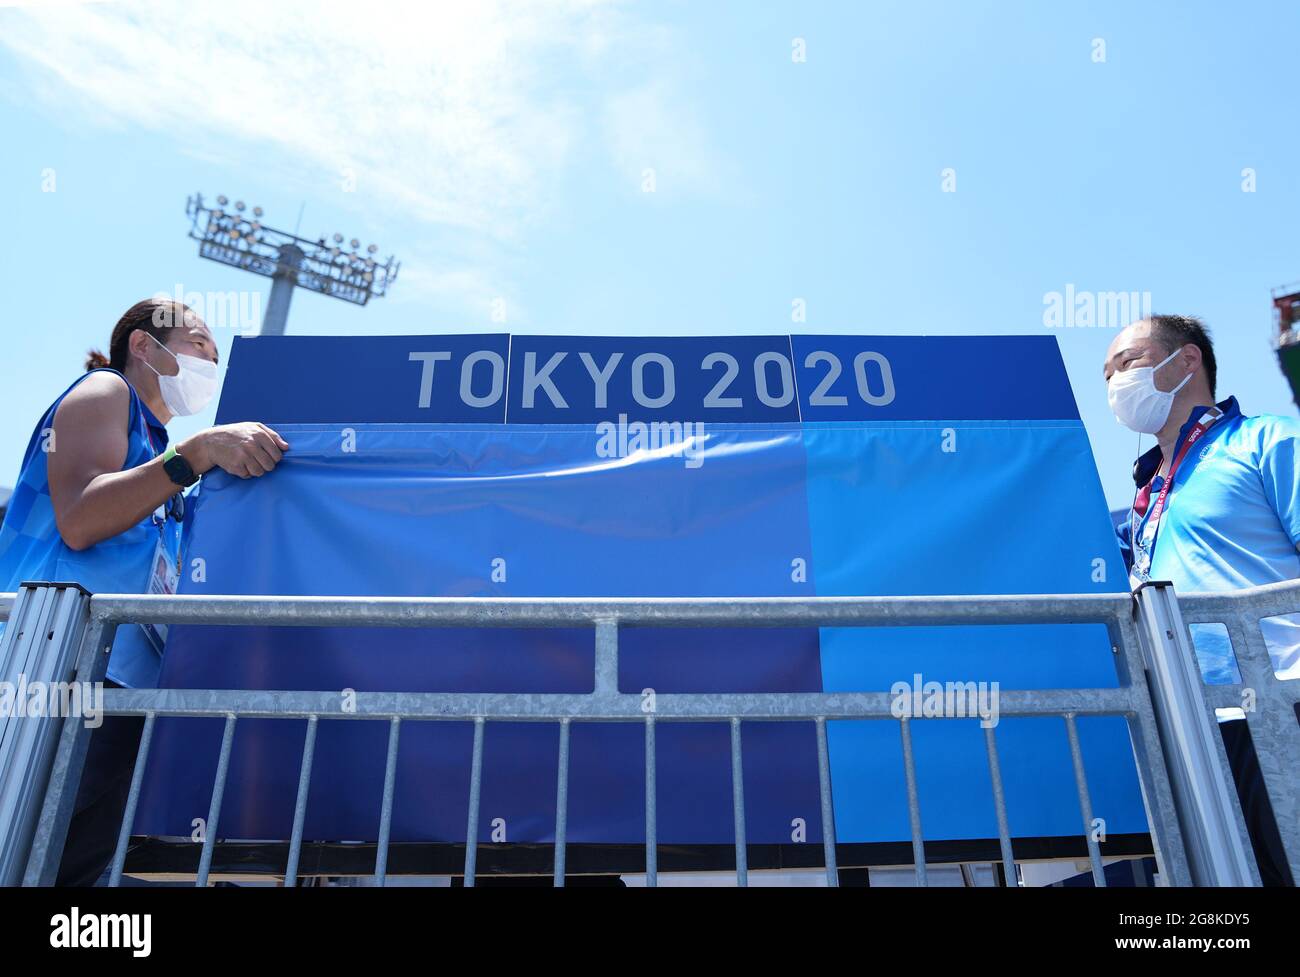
[216,333,512,424]
[216,333,1078,424]
[136,333,1145,852]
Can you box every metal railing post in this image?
[1133,582,1257,886]
[0,583,97,886]
[21,600,116,886]
[1108,611,1196,886]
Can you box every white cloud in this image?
[3,1,582,229]
[0,0,729,309]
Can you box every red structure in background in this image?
[1272,283,1300,408]
[1275,283,1300,340]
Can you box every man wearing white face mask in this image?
[0,297,289,884]
[1104,314,1298,885]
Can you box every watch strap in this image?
[161,445,199,487]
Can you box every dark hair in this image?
[1149,314,1217,397]
[85,299,200,373]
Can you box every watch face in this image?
[164,453,197,487]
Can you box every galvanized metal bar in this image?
[284,715,318,887]
[1063,713,1106,887]
[553,718,571,887]
[108,711,156,887]
[93,686,1135,722]
[374,717,402,886]
[22,609,116,887]
[1,584,60,879]
[982,724,1016,885]
[1219,616,1300,883]
[730,718,748,887]
[1177,577,1300,620]
[27,582,1293,890]
[1,584,91,886]
[644,715,657,887]
[1188,638,1269,887]
[1132,583,1257,885]
[463,717,485,887]
[814,718,838,886]
[195,714,237,887]
[899,718,927,887]
[593,618,619,694]
[1200,684,1247,710]
[1108,610,1194,887]
[89,591,1135,630]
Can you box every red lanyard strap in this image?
[1132,406,1222,567]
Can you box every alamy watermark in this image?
[595,413,707,469]
[0,675,103,728]
[50,907,150,956]
[890,672,1000,728]
[151,284,262,334]
[1043,284,1152,329]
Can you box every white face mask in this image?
[143,333,218,417]
[1107,349,1193,434]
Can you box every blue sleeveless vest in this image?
[0,369,182,687]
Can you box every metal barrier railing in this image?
[1162,581,1300,885]
[2,579,1296,887]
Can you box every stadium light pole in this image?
[185,193,401,336]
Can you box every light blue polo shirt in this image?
[1118,397,1300,683]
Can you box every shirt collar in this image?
[1131,395,1240,487]
[137,397,170,449]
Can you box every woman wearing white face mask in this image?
[0,298,290,648]
[0,297,289,884]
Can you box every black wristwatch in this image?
[161,445,199,488]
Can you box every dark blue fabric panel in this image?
[135,423,822,843]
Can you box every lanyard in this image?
[142,414,160,458]
[1130,406,1222,578]
[140,412,185,527]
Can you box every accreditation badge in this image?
[142,510,181,654]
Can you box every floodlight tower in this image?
[185,193,400,335]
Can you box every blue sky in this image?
[0,0,1297,509]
